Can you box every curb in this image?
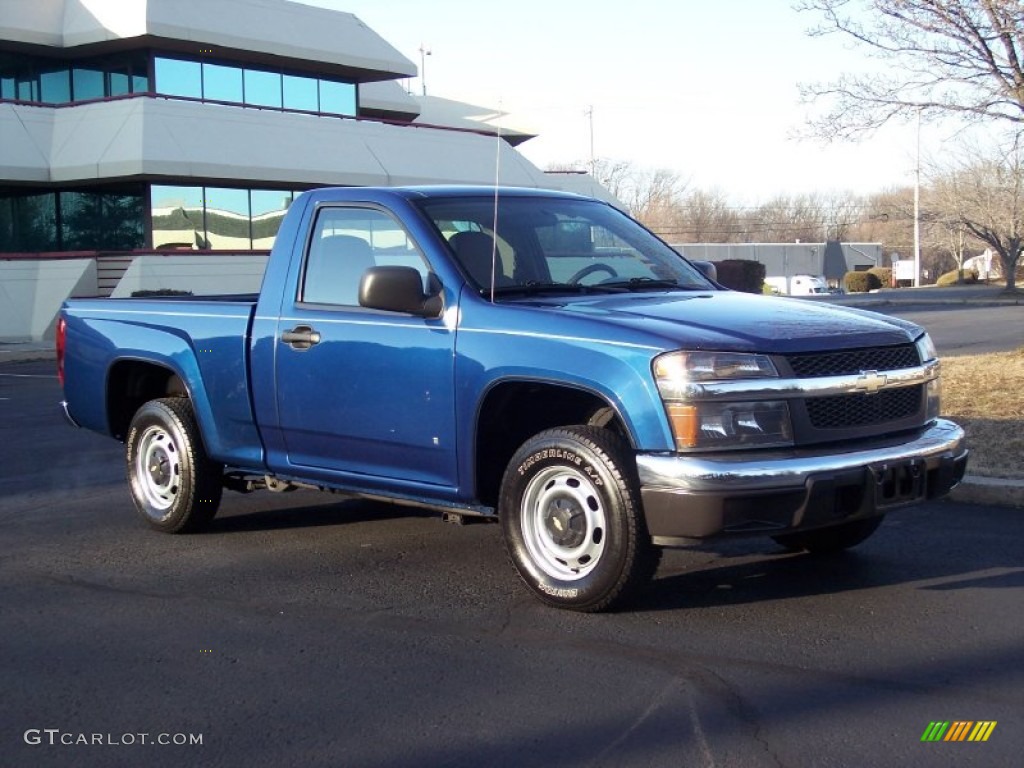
[815,295,1024,310]
[0,347,55,364]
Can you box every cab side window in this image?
[302,207,428,306]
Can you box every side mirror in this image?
[692,260,717,282]
[359,266,442,317]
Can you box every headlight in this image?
[915,333,937,363]
[654,351,794,451]
[653,351,777,399]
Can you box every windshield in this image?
[416,195,715,296]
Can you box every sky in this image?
[304,0,967,203]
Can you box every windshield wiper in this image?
[490,281,625,297]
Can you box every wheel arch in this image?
[107,358,189,441]
[472,378,633,509]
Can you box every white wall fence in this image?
[0,253,269,341]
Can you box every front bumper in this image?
[637,418,968,545]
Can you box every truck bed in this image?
[61,296,264,469]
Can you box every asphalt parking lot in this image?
[1,360,1021,767]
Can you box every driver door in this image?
[273,205,457,488]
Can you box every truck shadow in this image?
[206,495,432,533]
[635,505,1023,612]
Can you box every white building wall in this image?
[0,260,96,341]
[4,99,564,188]
[110,255,269,298]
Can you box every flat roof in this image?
[0,0,416,82]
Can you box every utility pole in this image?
[585,105,595,176]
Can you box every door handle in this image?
[281,325,321,350]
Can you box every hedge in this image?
[844,271,882,293]
[712,259,766,294]
[935,268,979,286]
[868,267,892,287]
[130,289,195,297]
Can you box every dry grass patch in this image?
[941,348,1024,479]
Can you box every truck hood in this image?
[522,290,922,354]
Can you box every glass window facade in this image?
[59,190,145,251]
[151,55,356,116]
[0,52,150,104]
[251,190,294,248]
[151,185,206,249]
[1,51,358,118]
[283,74,318,111]
[204,187,250,248]
[151,185,296,250]
[109,69,131,97]
[155,57,201,99]
[0,192,57,251]
[202,62,242,103]
[72,67,105,101]
[17,74,38,101]
[0,187,144,252]
[319,79,356,116]
[244,68,281,108]
[39,69,70,104]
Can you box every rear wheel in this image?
[500,426,659,612]
[772,515,884,553]
[125,398,222,533]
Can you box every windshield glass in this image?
[416,195,715,295]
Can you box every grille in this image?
[788,344,919,378]
[806,386,922,429]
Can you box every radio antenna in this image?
[489,104,502,303]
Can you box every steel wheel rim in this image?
[135,425,181,520]
[521,465,607,581]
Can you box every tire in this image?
[499,426,660,612]
[772,515,884,554]
[125,398,222,533]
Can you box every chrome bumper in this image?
[636,419,968,543]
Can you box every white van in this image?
[764,275,829,296]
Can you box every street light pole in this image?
[913,109,921,287]
[419,44,432,97]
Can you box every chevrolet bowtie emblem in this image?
[856,370,887,394]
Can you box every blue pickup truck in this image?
[58,186,968,611]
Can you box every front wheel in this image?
[125,398,223,533]
[499,426,659,612]
[772,515,884,553]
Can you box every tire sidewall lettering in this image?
[516,448,603,487]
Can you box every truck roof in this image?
[301,185,591,204]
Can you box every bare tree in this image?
[586,158,638,204]
[625,167,688,227]
[928,134,1024,291]
[546,158,689,226]
[746,195,824,242]
[657,189,741,243]
[799,0,1024,138]
[943,221,971,280]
